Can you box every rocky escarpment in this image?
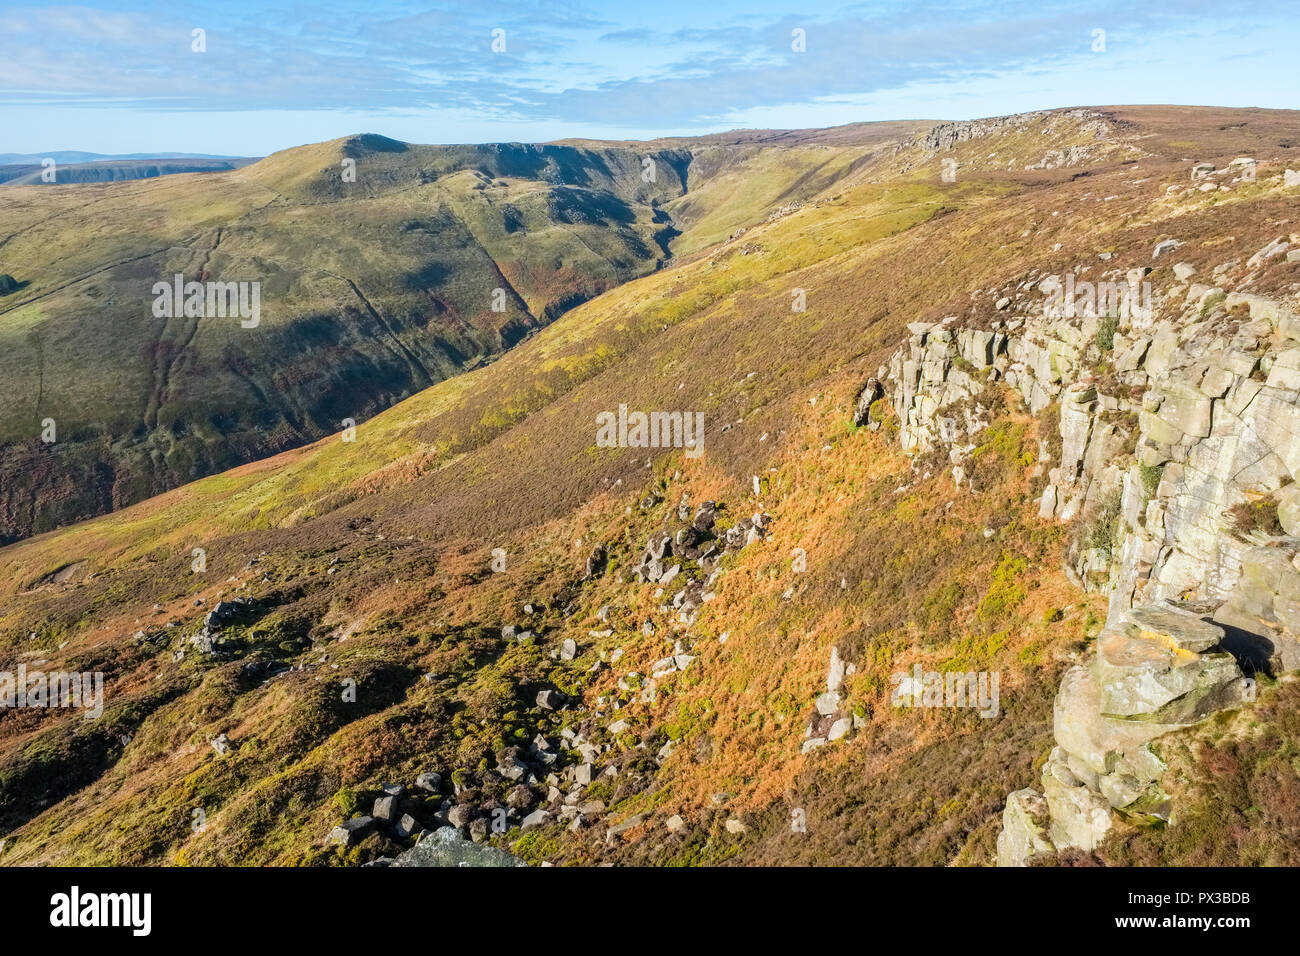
[909,108,1125,173]
[866,221,1300,864]
[917,109,1111,155]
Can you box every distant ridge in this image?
[0,157,259,186]
[0,150,255,164]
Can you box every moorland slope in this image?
[1,106,1298,867]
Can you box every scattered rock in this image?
[536,689,563,710]
[327,816,375,848]
[606,814,645,844]
[373,794,400,823]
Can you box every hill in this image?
[0,158,259,187]
[0,106,1298,867]
[0,128,920,543]
[0,152,250,165]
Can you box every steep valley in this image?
[1,106,1299,867]
[0,128,911,543]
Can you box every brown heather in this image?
[0,106,1297,865]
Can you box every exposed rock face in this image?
[853,378,884,427]
[883,259,1300,675]
[888,321,1002,455]
[876,243,1300,865]
[996,601,1247,865]
[326,816,375,847]
[996,789,1053,867]
[916,109,1111,156]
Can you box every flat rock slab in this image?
[1124,603,1223,653]
[1097,623,1243,723]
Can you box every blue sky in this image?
[1,0,1296,155]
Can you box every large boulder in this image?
[1124,603,1224,653]
[372,794,400,823]
[996,789,1054,866]
[447,804,477,829]
[326,816,376,847]
[535,689,563,710]
[521,809,550,830]
[1096,620,1244,724]
[853,378,885,426]
[202,599,247,636]
[1055,662,1176,785]
[391,827,527,867]
[1041,749,1114,851]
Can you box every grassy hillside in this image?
[0,128,927,544]
[0,158,258,186]
[0,106,1296,866]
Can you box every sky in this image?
[0,0,1296,155]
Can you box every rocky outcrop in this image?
[853,378,884,427]
[887,320,1002,455]
[998,601,1247,864]
[916,109,1112,156]
[884,241,1300,674]
[875,236,1300,865]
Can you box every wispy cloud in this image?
[0,0,1295,150]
